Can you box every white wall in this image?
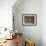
[0,0,46,46]
[41,0,46,46]
[0,0,16,29]
[13,0,41,46]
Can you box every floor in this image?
[0,39,16,46]
[0,39,24,46]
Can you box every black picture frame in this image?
[22,14,37,26]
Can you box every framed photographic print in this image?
[22,14,37,26]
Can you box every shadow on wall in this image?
[12,0,24,10]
